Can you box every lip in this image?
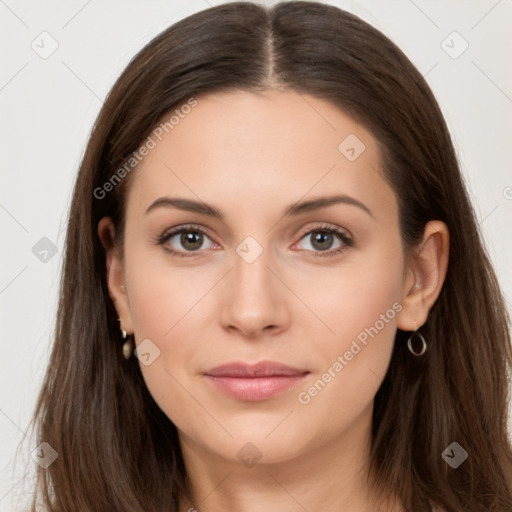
[204,361,310,401]
[205,360,309,378]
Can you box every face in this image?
[105,88,415,465]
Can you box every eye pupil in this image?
[312,231,333,251]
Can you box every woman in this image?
[26,1,512,511]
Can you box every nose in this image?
[219,248,289,339]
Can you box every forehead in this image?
[126,88,397,223]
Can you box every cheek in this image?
[124,231,212,340]
[124,263,204,429]
[122,241,237,432]
[295,232,404,352]
[293,237,404,427]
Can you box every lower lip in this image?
[204,374,309,401]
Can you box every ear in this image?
[97,217,134,334]
[396,220,450,331]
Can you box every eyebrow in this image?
[145,194,373,219]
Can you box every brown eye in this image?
[177,230,204,251]
[309,231,336,251]
[157,225,216,257]
[295,225,353,258]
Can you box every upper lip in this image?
[204,360,310,378]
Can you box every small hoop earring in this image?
[407,330,427,356]
[121,330,133,360]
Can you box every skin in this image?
[98,88,449,512]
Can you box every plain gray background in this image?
[1,0,511,510]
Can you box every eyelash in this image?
[154,223,354,259]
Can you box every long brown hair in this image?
[24,2,512,510]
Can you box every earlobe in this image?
[97,217,134,333]
[396,220,450,331]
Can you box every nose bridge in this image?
[219,233,287,335]
[231,235,277,302]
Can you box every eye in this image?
[156,224,217,258]
[293,224,353,258]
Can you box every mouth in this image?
[203,360,310,401]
